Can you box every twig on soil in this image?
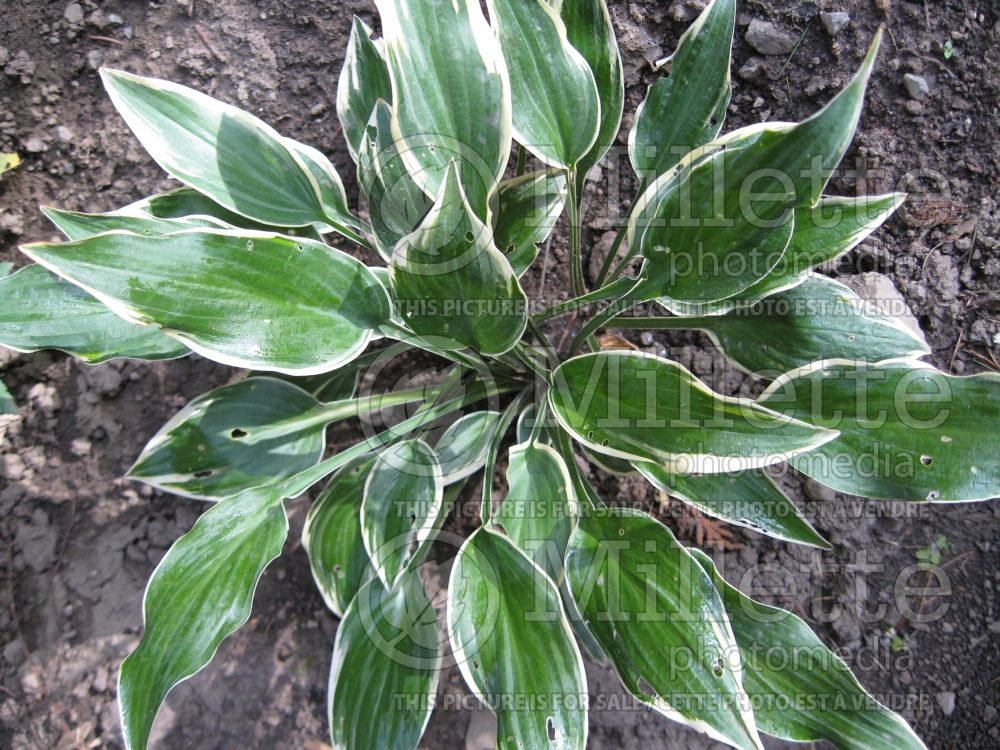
[776,22,811,80]
[948,328,963,373]
[88,35,125,46]
[194,26,226,62]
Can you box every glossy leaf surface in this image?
[761,361,1000,501]
[337,16,393,161]
[494,170,567,277]
[23,230,391,374]
[119,490,287,750]
[549,351,837,473]
[436,410,500,484]
[564,508,762,749]
[448,528,587,749]
[693,549,927,750]
[487,0,600,168]
[0,264,187,363]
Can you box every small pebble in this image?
[55,125,73,143]
[819,11,850,36]
[745,20,798,56]
[86,49,104,70]
[936,691,956,716]
[64,3,84,25]
[903,73,930,101]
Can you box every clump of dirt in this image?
[2,0,999,748]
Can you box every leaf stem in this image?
[565,167,585,297]
[479,388,531,525]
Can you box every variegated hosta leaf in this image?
[516,402,551,445]
[358,100,432,261]
[116,186,325,241]
[361,438,443,589]
[285,137,363,241]
[692,549,928,750]
[22,229,392,374]
[549,351,837,473]
[389,163,528,355]
[273,356,367,403]
[665,193,905,317]
[628,0,735,183]
[486,0,599,169]
[435,410,500,484]
[559,0,624,190]
[494,169,567,277]
[129,378,326,500]
[376,0,511,220]
[635,463,829,548]
[692,275,929,374]
[497,440,577,581]
[119,489,287,750]
[101,69,353,231]
[303,456,377,617]
[761,360,1000,501]
[621,274,929,376]
[564,507,763,750]
[328,572,441,750]
[0,264,188,363]
[337,15,393,161]
[42,206,230,241]
[448,528,588,750]
[632,33,882,307]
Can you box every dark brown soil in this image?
[2,1,999,749]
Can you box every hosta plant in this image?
[3,0,999,748]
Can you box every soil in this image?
[1,1,999,749]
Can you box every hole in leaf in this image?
[926,490,940,501]
[194,469,214,478]
[546,717,556,742]
[231,428,249,439]
[920,455,933,466]
[464,231,475,243]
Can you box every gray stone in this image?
[24,134,46,153]
[985,705,998,724]
[936,691,956,716]
[803,478,836,502]
[820,11,851,36]
[55,125,73,143]
[739,55,767,80]
[64,3,84,25]
[746,20,797,56]
[86,49,105,70]
[903,73,930,101]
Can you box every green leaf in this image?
[101,69,335,228]
[760,360,1000,501]
[448,527,587,750]
[516,402,551,445]
[635,464,829,547]
[119,489,288,750]
[358,100,432,260]
[628,0,735,183]
[23,229,391,373]
[337,16,393,161]
[376,0,511,220]
[361,439,443,589]
[303,455,377,617]
[486,0,600,169]
[497,440,577,581]
[328,572,440,750]
[625,274,929,375]
[129,378,326,500]
[0,264,188,363]
[564,507,762,749]
[559,0,624,190]
[0,380,17,418]
[117,186,325,241]
[549,351,837,473]
[436,410,501,484]
[494,170,567,277]
[632,33,882,306]
[389,163,528,355]
[283,137,365,241]
[42,206,230,241]
[664,193,905,316]
[692,549,927,750]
